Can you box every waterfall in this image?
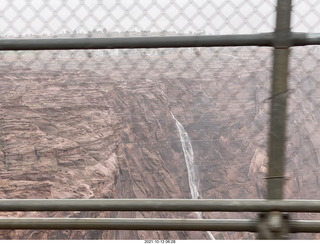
[171,112,215,240]
[171,112,199,199]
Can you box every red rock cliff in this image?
[0,48,319,239]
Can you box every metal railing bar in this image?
[0,218,256,231]
[0,33,273,51]
[0,217,319,233]
[1,199,320,212]
[291,32,320,46]
[290,220,320,233]
[1,33,320,51]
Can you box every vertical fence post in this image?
[267,0,292,201]
[260,0,292,239]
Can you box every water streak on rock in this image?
[171,112,199,199]
[171,112,215,240]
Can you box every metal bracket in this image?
[257,212,290,239]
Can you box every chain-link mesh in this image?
[286,0,320,202]
[0,51,274,240]
[285,46,320,239]
[1,0,320,240]
[0,1,278,240]
[280,0,320,239]
[0,0,276,74]
[0,0,275,37]
[292,0,320,32]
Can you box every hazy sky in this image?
[0,0,318,37]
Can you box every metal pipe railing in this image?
[1,199,320,212]
[1,32,320,51]
[0,217,318,233]
[0,218,256,232]
[290,220,320,233]
[0,34,273,50]
[0,34,272,50]
[292,33,320,46]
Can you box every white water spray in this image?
[171,112,215,240]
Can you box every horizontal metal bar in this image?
[0,34,273,50]
[292,32,320,46]
[0,218,257,232]
[1,32,320,51]
[1,199,320,212]
[0,217,319,233]
[290,220,320,233]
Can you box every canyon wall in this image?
[0,47,319,239]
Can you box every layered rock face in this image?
[0,47,319,239]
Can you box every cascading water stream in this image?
[171,112,215,240]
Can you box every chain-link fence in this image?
[1,0,320,240]
[0,0,276,75]
[0,0,275,36]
